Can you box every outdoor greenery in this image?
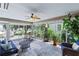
[14,29,25,35]
[33,25,45,37]
[33,24,61,43]
[61,30,66,42]
[0,24,28,40]
[10,25,26,35]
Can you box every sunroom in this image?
[0,3,79,56]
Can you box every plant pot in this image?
[53,40,58,46]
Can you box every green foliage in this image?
[51,32,60,42]
[44,27,54,40]
[33,25,45,38]
[63,16,72,31]
[33,24,61,42]
[63,15,79,41]
[47,28,54,39]
[61,30,66,42]
[10,25,19,30]
[14,29,25,35]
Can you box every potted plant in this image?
[43,24,49,42]
[43,27,54,42]
[53,35,57,46]
[52,35,58,46]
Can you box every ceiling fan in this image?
[26,13,40,22]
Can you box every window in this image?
[57,24,61,31]
[4,3,9,10]
[0,3,9,10]
[27,25,31,29]
[0,24,6,41]
[9,24,27,40]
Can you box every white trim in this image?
[0,17,33,25]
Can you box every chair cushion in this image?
[72,43,79,51]
[8,42,13,49]
[0,40,17,50]
[8,40,17,49]
[0,40,18,56]
[61,43,72,49]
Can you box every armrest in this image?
[63,47,79,56]
[61,43,72,48]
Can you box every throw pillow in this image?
[1,43,9,50]
[8,42,13,49]
[1,40,6,44]
[72,43,79,51]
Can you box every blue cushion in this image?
[0,40,18,55]
[76,40,79,45]
[1,40,6,44]
[0,45,6,55]
[0,44,9,50]
[8,40,17,49]
[61,45,65,49]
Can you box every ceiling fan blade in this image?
[36,17,40,19]
[25,13,41,21]
[32,15,40,19]
[25,17,31,19]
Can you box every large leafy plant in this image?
[63,15,79,40]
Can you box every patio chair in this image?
[19,38,33,52]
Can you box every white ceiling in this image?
[21,3,79,21]
[1,3,79,22]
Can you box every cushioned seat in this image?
[0,40,18,56]
[61,40,79,56]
